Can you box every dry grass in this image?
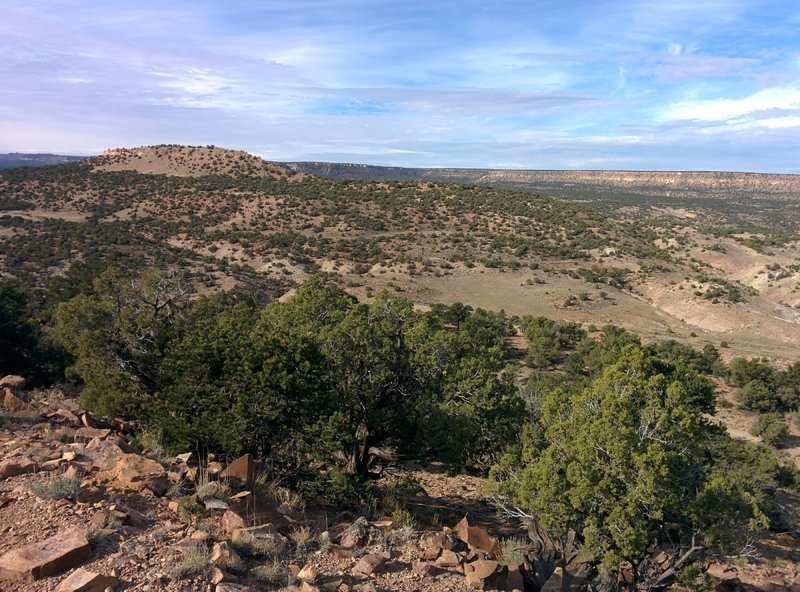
[195,465,231,503]
[30,468,81,500]
[498,535,528,566]
[253,560,287,587]
[166,548,211,580]
[253,471,306,514]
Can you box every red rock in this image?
[352,553,386,576]
[506,562,524,591]
[1,387,29,411]
[48,409,81,426]
[55,567,118,591]
[75,427,111,441]
[99,453,168,495]
[0,375,26,389]
[452,516,501,556]
[464,559,501,588]
[0,457,37,479]
[436,549,462,568]
[220,453,255,485]
[0,527,91,581]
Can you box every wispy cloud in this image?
[0,0,799,172]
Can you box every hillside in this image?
[1,145,799,361]
[286,162,800,232]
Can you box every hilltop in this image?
[91,145,292,179]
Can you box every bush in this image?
[30,469,81,500]
[738,379,779,412]
[750,413,790,448]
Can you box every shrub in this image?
[30,468,81,500]
[750,413,790,448]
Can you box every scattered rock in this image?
[55,567,118,591]
[215,584,250,592]
[211,566,238,584]
[47,408,81,426]
[0,527,91,581]
[175,452,192,463]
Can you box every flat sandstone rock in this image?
[0,527,91,581]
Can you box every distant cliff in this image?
[0,153,87,169]
[284,162,800,203]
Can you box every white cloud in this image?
[667,43,683,56]
[663,85,800,121]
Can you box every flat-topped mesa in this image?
[89,144,295,180]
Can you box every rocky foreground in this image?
[2,375,800,591]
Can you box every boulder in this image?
[82,438,125,471]
[1,387,29,411]
[419,530,454,560]
[352,553,386,576]
[463,559,500,589]
[55,568,118,591]
[211,542,241,568]
[220,491,288,533]
[0,457,37,479]
[0,527,91,581]
[220,453,255,485]
[98,453,168,495]
[453,516,501,556]
[436,549,462,568]
[0,375,26,389]
[339,516,370,548]
[298,563,319,583]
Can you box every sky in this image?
[1,1,799,172]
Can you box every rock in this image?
[221,491,287,533]
[298,563,319,583]
[452,516,501,556]
[47,409,81,426]
[419,530,453,560]
[352,553,386,576]
[707,563,738,581]
[1,387,29,411]
[506,563,524,591]
[205,498,230,511]
[0,527,91,581]
[211,542,241,567]
[82,438,124,471]
[0,375,26,389]
[220,453,255,485]
[413,561,437,576]
[339,516,370,548]
[211,566,238,584]
[75,427,112,441]
[0,457,38,479]
[55,568,118,591]
[175,452,192,463]
[98,453,168,496]
[80,413,99,428]
[300,583,322,592]
[463,559,500,589]
[436,549,462,568]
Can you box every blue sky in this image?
[2,1,799,172]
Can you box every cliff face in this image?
[285,163,800,202]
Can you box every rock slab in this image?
[0,527,91,581]
[55,567,118,591]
